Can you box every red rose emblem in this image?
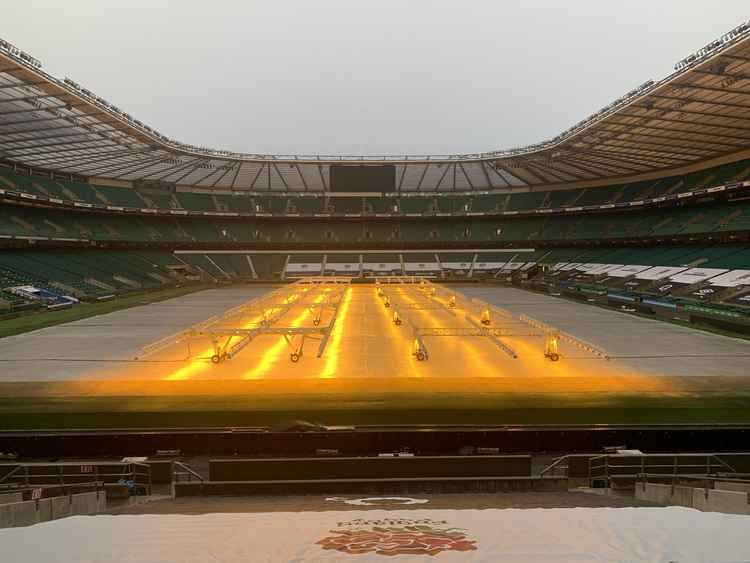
[317,523,478,556]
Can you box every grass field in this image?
[2,283,750,430]
[1,377,749,428]
[0,284,212,338]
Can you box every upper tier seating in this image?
[4,157,747,218]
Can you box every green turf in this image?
[0,285,212,338]
[2,393,750,428]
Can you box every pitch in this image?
[1,281,750,428]
[1,283,748,382]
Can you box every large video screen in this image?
[329,164,395,192]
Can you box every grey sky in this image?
[4,1,748,155]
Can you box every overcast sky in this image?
[4,1,749,155]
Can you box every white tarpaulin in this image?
[708,269,750,287]
[582,264,622,276]
[325,263,360,273]
[441,262,473,271]
[286,263,323,273]
[669,267,728,284]
[606,265,652,278]
[362,263,401,272]
[635,266,688,280]
[404,263,441,272]
[2,507,750,562]
[473,262,504,270]
[576,263,604,271]
[499,262,526,271]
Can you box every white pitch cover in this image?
[286,263,323,273]
[404,262,441,272]
[635,266,689,280]
[559,262,583,271]
[1,508,750,562]
[473,262,505,270]
[669,267,728,284]
[442,262,473,270]
[708,269,750,287]
[584,264,622,275]
[500,262,527,271]
[325,263,360,272]
[362,262,401,272]
[607,264,652,278]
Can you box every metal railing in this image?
[588,454,735,489]
[635,472,750,490]
[0,462,151,495]
[173,462,205,484]
[1,481,104,502]
[539,456,571,478]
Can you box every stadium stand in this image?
[1,27,749,326]
[2,198,750,246]
[3,158,750,218]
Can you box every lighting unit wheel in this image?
[547,353,560,362]
[211,354,221,364]
[290,352,301,363]
[384,302,390,308]
[313,319,320,326]
[394,319,402,326]
[415,350,426,361]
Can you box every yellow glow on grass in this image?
[243,293,325,379]
[164,312,265,381]
[373,287,424,377]
[401,289,499,377]
[319,288,353,378]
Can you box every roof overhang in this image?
[1,21,749,191]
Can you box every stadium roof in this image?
[1,21,750,192]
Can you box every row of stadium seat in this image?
[0,251,182,305]
[2,157,749,215]
[2,199,749,244]
[2,244,749,315]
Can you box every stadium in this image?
[1,8,750,561]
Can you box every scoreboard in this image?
[329,165,395,193]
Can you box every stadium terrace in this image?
[2,16,750,563]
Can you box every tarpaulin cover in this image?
[2,507,749,562]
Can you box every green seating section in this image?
[177,191,217,212]
[532,245,750,269]
[0,251,183,302]
[1,243,748,316]
[3,198,750,245]
[399,198,429,214]
[93,184,146,207]
[2,157,750,217]
[330,198,363,214]
[506,191,546,211]
[292,198,324,214]
[327,253,359,263]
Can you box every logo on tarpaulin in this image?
[316,517,477,556]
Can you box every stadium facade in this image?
[1,22,750,324]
